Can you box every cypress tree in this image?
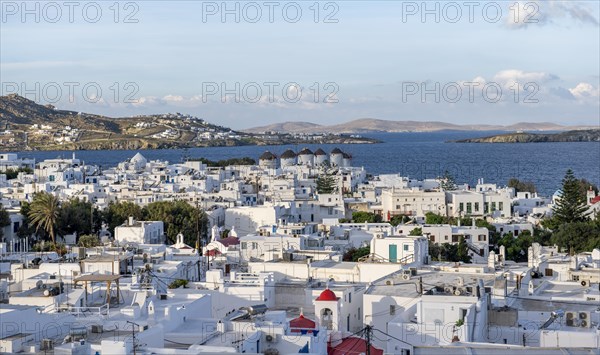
[316,174,337,194]
[553,169,589,224]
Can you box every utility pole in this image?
[126,321,139,355]
[365,325,372,355]
[90,202,94,235]
[195,200,201,281]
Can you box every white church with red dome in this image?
[310,285,364,334]
[315,288,341,331]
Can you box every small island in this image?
[450,129,600,143]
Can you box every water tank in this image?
[248,304,268,315]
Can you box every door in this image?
[389,244,398,263]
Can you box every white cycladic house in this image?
[114,217,164,245]
[381,188,447,219]
[369,234,429,265]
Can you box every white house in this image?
[114,217,164,245]
[369,234,429,265]
[381,188,446,220]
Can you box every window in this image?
[452,235,459,243]
[573,275,580,281]
[484,202,489,213]
[499,202,504,211]
[478,235,486,241]
[491,202,497,211]
[403,244,410,251]
[13,222,19,233]
[429,235,435,242]
[459,203,464,212]
[347,315,350,331]
[466,203,472,214]
[390,305,396,315]
[474,202,479,212]
[241,242,247,250]
[348,292,352,303]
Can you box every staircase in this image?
[467,243,484,256]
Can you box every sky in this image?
[1,0,599,129]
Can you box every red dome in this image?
[316,288,338,301]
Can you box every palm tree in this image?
[28,192,60,245]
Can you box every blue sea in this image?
[13,131,600,196]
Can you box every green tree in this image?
[343,246,370,262]
[389,215,410,226]
[78,234,101,247]
[220,228,230,239]
[33,241,67,255]
[316,174,337,194]
[143,200,207,245]
[497,231,534,262]
[0,205,11,240]
[352,211,382,223]
[1,167,33,180]
[17,201,36,239]
[551,222,600,253]
[507,178,537,193]
[429,241,459,262]
[59,198,101,236]
[168,279,188,289]
[578,178,599,198]
[409,227,422,236]
[440,170,457,191]
[533,227,552,245]
[28,192,60,244]
[102,201,144,236]
[425,212,447,224]
[552,169,589,225]
[457,236,472,263]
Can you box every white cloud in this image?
[492,69,557,84]
[162,95,184,103]
[569,82,600,101]
[506,1,599,29]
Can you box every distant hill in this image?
[0,93,120,132]
[243,121,323,133]
[0,94,377,151]
[245,118,596,134]
[451,129,600,143]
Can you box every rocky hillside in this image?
[451,129,600,143]
[0,94,378,151]
[0,94,120,132]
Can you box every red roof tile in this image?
[328,337,383,355]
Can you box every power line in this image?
[373,327,412,347]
